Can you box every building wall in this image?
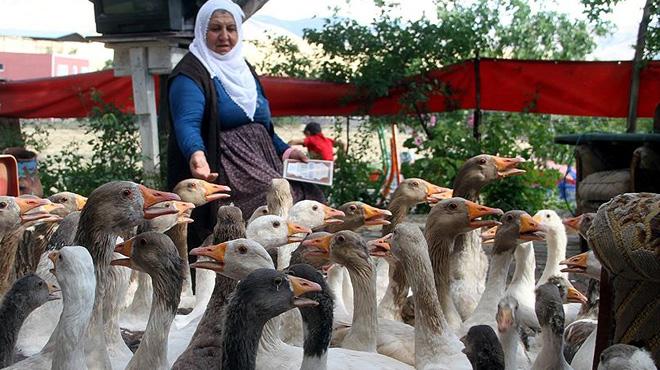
[53,55,90,76]
[0,52,52,80]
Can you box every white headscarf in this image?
[189,0,257,120]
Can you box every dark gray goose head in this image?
[460,325,505,370]
[597,343,657,370]
[221,268,321,370]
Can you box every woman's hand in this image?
[288,148,309,163]
[189,151,219,182]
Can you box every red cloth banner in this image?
[0,59,658,119]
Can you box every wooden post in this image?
[473,51,482,141]
[626,0,654,133]
[129,47,160,186]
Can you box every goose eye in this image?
[59,254,63,260]
[163,203,170,208]
[273,276,283,288]
[479,158,487,164]
[448,203,458,210]
[139,238,147,246]
[122,189,132,197]
[505,214,513,221]
[38,281,44,287]
[261,209,268,214]
[273,221,280,228]
[0,201,7,209]
[336,235,345,243]
[188,182,196,189]
[546,214,550,218]
[349,205,357,211]
[312,205,319,211]
[238,245,248,254]
[59,197,67,203]
[411,181,418,187]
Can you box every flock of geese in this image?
[0,154,657,370]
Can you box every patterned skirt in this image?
[216,123,325,219]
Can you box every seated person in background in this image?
[288,122,335,161]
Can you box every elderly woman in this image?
[166,0,324,244]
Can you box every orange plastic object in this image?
[0,155,20,196]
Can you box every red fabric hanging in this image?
[0,59,658,119]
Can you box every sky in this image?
[0,0,648,60]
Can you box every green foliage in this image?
[0,120,51,153]
[324,119,384,207]
[39,96,143,196]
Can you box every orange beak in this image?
[190,241,228,272]
[496,307,515,333]
[288,275,322,307]
[562,215,583,232]
[481,225,498,244]
[519,214,545,241]
[424,181,453,204]
[493,156,526,178]
[362,204,392,226]
[567,286,588,305]
[465,200,503,229]
[323,205,345,224]
[75,195,88,211]
[48,251,60,275]
[114,237,134,258]
[201,181,231,202]
[288,222,312,243]
[560,252,589,274]
[367,233,392,257]
[14,197,50,215]
[139,185,181,219]
[301,234,332,257]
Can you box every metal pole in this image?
[626,0,653,133]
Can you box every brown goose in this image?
[13,202,65,278]
[379,178,452,321]
[0,196,50,294]
[168,178,230,306]
[424,198,502,330]
[74,181,179,370]
[112,232,183,370]
[450,155,525,320]
[171,205,245,370]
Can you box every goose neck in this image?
[0,300,28,365]
[223,299,268,370]
[383,197,411,234]
[474,251,513,314]
[426,234,456,321]
[500,327,520,370]
[344,259,378,351]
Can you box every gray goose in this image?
[112,232,184,370]
[220,268,321,370]
[532,283,573,370]
[450,154,525,320]
[378,178,452,321]
[0,273,58,367]
[461,325,505,370]
[74,181,179,370]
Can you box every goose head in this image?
[81,181,180,234]
[0,196,51,234]
[22,200,65,226]
[546,276,588,304]
[377,222,427,263]
[427,197,503,238]
[284,263,333,312]
[233,268,322,316]
[289,200,345,229]
[4,273,59,310]
[112,232,183,310]
[391,178,452,205]
[143,200,195,233]
[560,251,602,280]
[496,295,520,334]
[535,282,566,334]
[246,214,311,248]
[494,211,545,254]
[266,178,293,216]
[48,246,95,299]
[173,178,231,206]
[247,205,269,224]
[189,238,273,280]
[335,201,391,229]
[48,191,87,216]
[533,209,565,236]
[212,205,245,238]
[455,155,525,191]
[301,230,370,269]
[562,213,595,239]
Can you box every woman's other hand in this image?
[288,149,309,163]
[189,151,219,182]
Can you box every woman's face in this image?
[206,11,238,55]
